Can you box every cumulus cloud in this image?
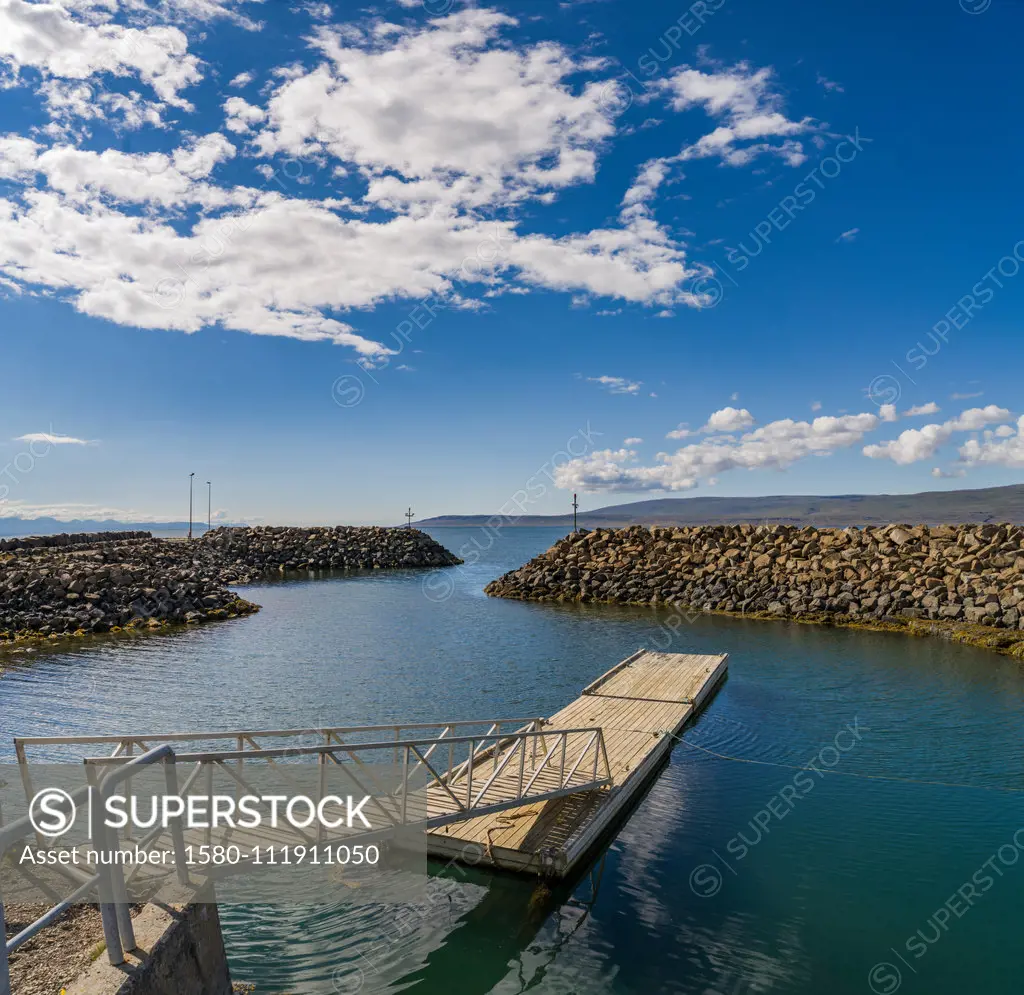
[0,0,207,105]
[0,8,743,353]
[701,406,755,433]
[223,96,266,134]
[623,437,643,445]
[557,409,883,492]
[958,415,1024,468]
[904,402,940,417]
[863,405,1012,465]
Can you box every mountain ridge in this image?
[414,484,1024,528]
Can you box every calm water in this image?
[2,527,1023,994]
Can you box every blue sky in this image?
[0,0,1022,525]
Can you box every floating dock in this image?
[426,649,728,876]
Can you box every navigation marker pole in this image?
[188,472,195,540]
[573,492,579,533]
[207,480,212,532]
[406,507,415,528]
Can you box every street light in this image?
[206,481,212,532]
[188,472,195,540]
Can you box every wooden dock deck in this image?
[425,649,728,876]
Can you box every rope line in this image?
[661,730,1024,795]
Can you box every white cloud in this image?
[0,0,204,104]
[701,406,754,433]
[223,96,266,133]
[816,73,844,93]
[658,63,814,168]
[228,70,255,88]
[13,432,90,445]
[0,9,726,354]
[0,500,170,521]
[951,391,983,400]
[836,227,859,243]
[558,410,882,492]
[255,10,618,213]
[623,437,643,445]
[904,402,940,417]
[586,375,642,395]
[810,401,822,412]
[958,415,1024,468]
[863,405,1012,465]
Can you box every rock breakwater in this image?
[1,526,460,646]
[0,530,150,552]
[200,525,462,583]
[485,523,1024,655]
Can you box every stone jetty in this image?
[485,523,1024,654]
[0,526,461,645]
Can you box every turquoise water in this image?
[2,527,1023,993]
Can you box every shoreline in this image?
[0,526,462,659]
[492,588,1024,659]
[485,523,1024,661]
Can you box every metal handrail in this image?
[3,724,612,993]
[0,746,188,995]
[14,717,546,748]
[81,727,613,839]
[85,745,190,966]
[0,780,96,995]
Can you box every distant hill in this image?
[0,517,208,536]
[415,484,1024,529]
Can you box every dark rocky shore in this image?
[485,523,1024,657]
[0,526,461,646]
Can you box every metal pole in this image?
[188,472,195,540]
[573,492,579,533]
[405,507,414,528]
[1,894,11,995]
[206,481,211,532]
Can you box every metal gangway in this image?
[1,717,613,994]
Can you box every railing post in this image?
[123,742,134,842]
[236,735,244,802]
[317,751,327,844]
[466,740,474,808]
[400,746,409,825]
[87,764,125,966]
[559,734,567,789]
[164,757,190,887]
[204,763,213,847]
[517,737,527,800]
[592,734,600,782]
[15,740,42,848]
[1,890,11,995]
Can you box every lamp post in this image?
[572,492,579,533]
[206,481,211,532]
[188,472,195,540]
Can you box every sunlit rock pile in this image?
[0,538,255,641]
[486,523,1024,636]
[0,526,460,643]
[0,530,150,552]
[199,525,462,583]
